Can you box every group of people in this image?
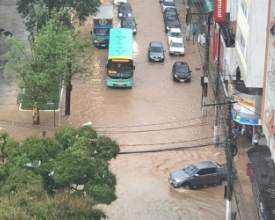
[233,124,261,147]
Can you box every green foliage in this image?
[0,185,106,219]
[0,127,120,218]
[2,10,94,112]
[17,0,101,33]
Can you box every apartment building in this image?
[262,0,275,160]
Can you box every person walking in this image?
[241,125,246,140]
[253,132,260,146]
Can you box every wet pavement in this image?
[0,0,258,219]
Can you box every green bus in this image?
[106,28,135,87]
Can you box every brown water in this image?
[0,0,258,219]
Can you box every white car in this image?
[160,0,176,12]
[114,0,127,5]
[169,39,185,56]
[167,28,183,45]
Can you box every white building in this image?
[262,0,275,160]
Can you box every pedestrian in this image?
[253,132,260,146]
[241,125,246,140]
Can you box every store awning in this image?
[201,0,213,13]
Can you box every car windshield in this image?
[176,65,188,73]
[164,2,175,6]
[171,42,183,47]
[150,46,163,53]
[165,10,177,16]
[183,164,199,176]
[170,32,182,37]
[122,20,135,28]
[94,28,109,36]
[120,6,130,11]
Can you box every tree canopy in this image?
[1,11,94,123]
[0,125,120,219]
[17,0,101,32]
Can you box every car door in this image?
[203,168,218,186]
[191,169,208,188]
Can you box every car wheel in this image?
[182,183,192,189]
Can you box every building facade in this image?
[262,0,275,160]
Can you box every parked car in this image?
[168,39,185,55]
[147,41,165,62]
[167,28,183,45]
[160,0,176,12]
[114,0,127,5]
[172,61,191,82]
[163,7,178,21]
[118,3,133,18]
[164,16,181,33]
[168,161,230,189]
[120,17,137,34]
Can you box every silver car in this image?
[147,41,165,62]
[168,161,229,189]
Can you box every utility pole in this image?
[214,27,221,145]
[225,100,234,220]
[201,13,211,116]
[204,101,237,220]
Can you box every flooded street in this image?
[0,0,258,219]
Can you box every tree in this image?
[17,0,101,33]
[0,126,120,218]
[2,11,94,124]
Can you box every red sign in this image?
[213,0,227,22]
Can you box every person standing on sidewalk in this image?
[241,125,246,140]
[253,132,260,146]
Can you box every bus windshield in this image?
[94,28,109,36]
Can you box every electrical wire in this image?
[118,142,214,155]
[119,135,222,147]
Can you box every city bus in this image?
[106,28,135,87]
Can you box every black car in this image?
[163,7,178,21]
[120,17,137,35]
[172,61,191,82]
[118,3,133,18]
[164,16,180,33]
[148,41,165,62]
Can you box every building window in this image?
[240,0,250,23]
[237,27,247,59]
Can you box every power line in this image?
[119,135,223,147]
[118,142,214,155]
[97,120,215,134]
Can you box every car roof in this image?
[150,41,163,47]
[164,7,177,12]
[170,28,182,33]
[174,61,188,66]
[193,161,217,169]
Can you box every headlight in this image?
[119,13,122,17]
[150,55,154,58]
[160,55,164,58]
[174,74,178,78]
[133,28,136,32]
[188,75,190,78]
[174,178,181,182]
[166,27,170,30]
[128,13,132,17]
[94,40,98,43]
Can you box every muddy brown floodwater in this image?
[0,0,258,219]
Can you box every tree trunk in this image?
[33,102,40,125]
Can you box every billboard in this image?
[213,0,227,22]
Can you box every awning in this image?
[201,0,213,13]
